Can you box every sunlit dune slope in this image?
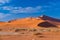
[8,17,45,28]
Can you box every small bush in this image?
[34,33,42,35]
[15,29,20,32]
[15,28,27,32]
[29,29,37,32]
[0,29,2,31]
[34,32,45,38]
[38,36,44,38]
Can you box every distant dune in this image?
[0,15,60,28]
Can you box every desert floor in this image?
[0,28,60,40]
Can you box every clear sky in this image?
[0,0,60,21]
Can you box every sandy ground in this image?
[0,28,60,40]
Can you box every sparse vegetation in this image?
[38,35,44,38]
[29,28,37,32]
[0,29,2,31]
[15,29,20,32]
[15,28,28,32]
[34,32,45,38]
[34,32,42,35]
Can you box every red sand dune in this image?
[0,15,60,28]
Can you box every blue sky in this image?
[0,0,60,21]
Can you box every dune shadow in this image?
[38,22,57,28]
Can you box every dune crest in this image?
[0,15,60,28]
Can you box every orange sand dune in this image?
[8,18,45,28]
[0,15,60,28]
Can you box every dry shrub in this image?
[29,29,37,32]
[0,29,2,31]
[34,32,42,35]
[34,32,45,38]
[15,28,27,32]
